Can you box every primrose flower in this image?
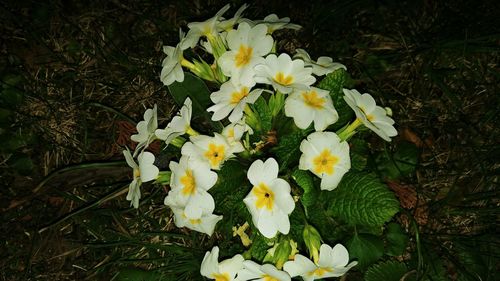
[243,158,295,238]
[299,132,350,190]
[201,246,244,281]
[207,78,264,122]
[181,133,243,170]
[294,48,346,76]
[186,4,230,45]
[343,89,397,141]
[164,156,218,219]
[218,22,273,84]
[160,30,194,86]
[123,149,159,208]
[155,97,192,144]
[254,53,315,94]
[171,207,222,236]
[237,261,291,281]
[131,104,158,155]
[284,87,338,131]
[283,244,357,280]
[255,14,302,34]
[222,118,253,145]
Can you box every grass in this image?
[1,0,499,280]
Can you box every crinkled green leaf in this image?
[347,233,384,268]
[292,169,318,208]
[252,96,273,133]
[365,260,408,281]
[211,160,250,220]
[167,72,222,131]
[350,138,369,171]
[385,222,409,256]
[272,129,309,172]
[326,172,399,227]
[317,68,354,128]
[251,234,272,261]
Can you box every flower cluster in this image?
[200,243,357,281]
[122,3,398,279]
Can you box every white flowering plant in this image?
[122,4,407,280]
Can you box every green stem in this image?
[337,118,363,141]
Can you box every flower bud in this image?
[303,225,322,263]
[263,238,292,269]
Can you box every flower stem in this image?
[337,118,363,141]
[185,126,199,136]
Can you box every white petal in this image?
[283,255,317,277]
[200,246,220,277]
[219,254,244,280]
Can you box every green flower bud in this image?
[303,225,322,263]
[263,238,292,269]
[155,171,171,185]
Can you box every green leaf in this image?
[167,72,222,131]
[272,129,309,171]
[326,172,399,227]
[347,233,384,268]
[350,138,369,171]
[251,234,272,261]
[1,87,25,107]
[385,222,409,256]
[114,267,162,281]
[376,141,419,179]
[1,74,23,87]
[365,260,408,281]
[291,169,318,208]
[211,160,250,220]
[317,68,354,128]
[252,96,273,133]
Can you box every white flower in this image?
[222,118,253,145]
[256,14,302,34]
[218,22,273,84]
[123,149,159,208]
[299,132,350,190]
[294,48,346,76]
[343,89,397,141]
[186,4,230,45]
[254,53,315,94]
[164,156,218,219]
[201,246,244,281]
[171,207,222,236]
[238,261,291,281]
[283,244,357,281]
[284,87,338,131]
[243,158,295,238]
[181,133,244,170]
[131,104,157,155]
[160,31,193,86]
[155,97,192,144]
[207,78,264,123]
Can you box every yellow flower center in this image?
[274,72,294,85]
[263,275,279,281]
[359,106,375,121]
[133,168,140,179]
[204,143,226,168]
[302,90,326,109]
[313,149,339,175]
[253,183,275,210]
[189,218,202,225]
[308,267,332,277]
[180,169,196,195]
[230,87,249,105]
[235,45,253,67]
[212,273,230,281]
[227,128,235,139]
